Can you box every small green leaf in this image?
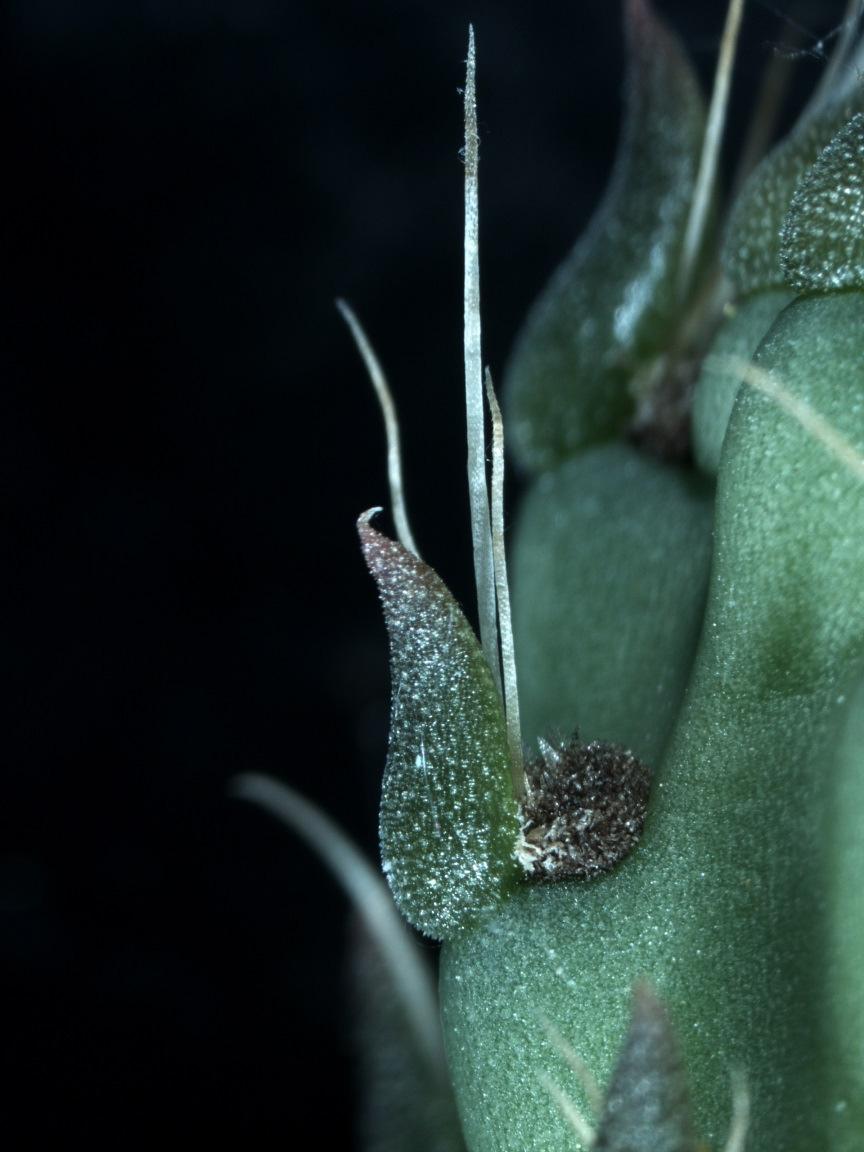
[780,113,864,293]
[504,0,705,472]
[723,88,864,297]
[359,513,520,940]
[594,985,696,1152]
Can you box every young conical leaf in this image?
[781,113,864,292]
[504,0,706,473]
[724,86,864,297]
[594,985,696,1152]
[359,513,520,940]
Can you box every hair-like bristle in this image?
[229,771,444,1070]
[463,26,501,699]
[336,298,420,558]
[718,354,864,482]
[678,0,746,300]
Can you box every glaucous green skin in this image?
[691,289,792,475]
[511,442,713,763]
[826,674,864,1151]
[441,294,864,1152]
[504,0,705,474]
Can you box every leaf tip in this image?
[357,505,385,552]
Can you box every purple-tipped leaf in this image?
[359,512,520,940]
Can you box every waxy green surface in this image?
[511,443,712,764]
[441,294,864,1151]
[826,674,864,1150]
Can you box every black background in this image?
[2,0,846,1144]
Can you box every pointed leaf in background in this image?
[230,774,466,1151]
[594,985,696,1152]
[504,0,706,472]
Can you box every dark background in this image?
[1,0,846,1144]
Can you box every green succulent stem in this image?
[335,6,864,1151]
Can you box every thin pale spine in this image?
[484,367,524,795]
[722,1071,750,1152]
[229,772,445,1071]
[730,18,799,197]
[539,1073,595,1150]
[539,1014,604,1119]
[718,354,864,482]
[336,298,420,557]
[678,0,746,300]
[463,26,501,698]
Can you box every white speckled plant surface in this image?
[442,294,864,1152]
[251,5,864,1151]
[360,4,864,1146]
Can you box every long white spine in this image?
[679,0,746,300]
[464,26,502,698]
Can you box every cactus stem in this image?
[485,367,524,793]
[679,0,746,301]
[336,299,421,558]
